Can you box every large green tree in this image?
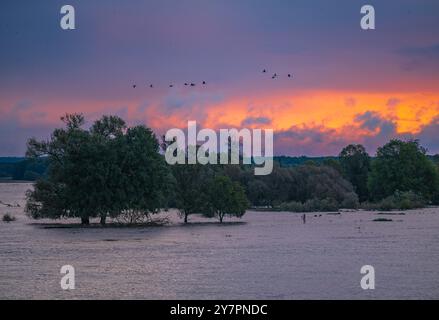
[339,144,371,202]
[25,114,170,225]
[368,139,439,202]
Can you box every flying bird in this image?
[190,83,196,86]
[169,84,174,88]
[288,74,292,78]
[132,84,137,88]
[149,84,153,88]
[184,83,188,86]
[202,81,206,85]
[262,69,267,73]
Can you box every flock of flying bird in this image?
[262,69,293,79]
[132,81,206,89]
[131,69,293,89]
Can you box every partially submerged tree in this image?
[205,175,248,223]
[25,114,170,225]
[171,163,211,223]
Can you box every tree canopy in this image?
[205,175,249,223]
[368,139,439,201]
[339,144,371,202]
[25,114,170,224]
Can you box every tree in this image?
[114,125,171,222]
[322,158,343,175]
[247,179,270,207]
[161,137,214,223]
[293,164,357,205]
[368,139,439,202]
[25,114,170,225]
[339,144,370,202]
[171,163,213,223]
[205,175,248,223]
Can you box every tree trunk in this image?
[100,215,106,226]
[184,213,188,224]
[81,216,90,225]
[219,213,223,223]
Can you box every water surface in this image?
[1,182,438,299]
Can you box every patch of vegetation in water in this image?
[2,213,16,222]
[376,212,405,215]
[35,220,170,229]
[361,191,427,211]
[373,218,393,222]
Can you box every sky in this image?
[1,0,439,156]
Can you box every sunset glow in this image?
[1,1,439,156]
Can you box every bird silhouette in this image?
[149,84,153,88]
[132,84,137,88]
[202,81,206,85]
[288,74,292,78]
[272,73,277,79]
[184,83,188,86]
[190,83,195,86]
[169,84,174,88]
[262,69,267,73]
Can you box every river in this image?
[1,182,438,299]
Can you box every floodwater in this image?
[1,182,439,300]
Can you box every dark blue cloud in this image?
[355,111,387,131]
[241,116,272,127]
[418,116,439,154]
[0,102,51,156]
[398,44,439,58]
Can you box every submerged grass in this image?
[2,213,16,222]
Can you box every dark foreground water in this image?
[1,182,439,299]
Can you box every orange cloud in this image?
[182,90,439,135]
[1,89,438,156]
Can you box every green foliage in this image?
[340,192,360,209]
[25,114,170,224]
[169,162,212,223]
[251,164,357,207]
[339,144,370,202]
[247,179,271,207]
[368,139,439,202]
[322,158,343,175]
[361,191,427,211]
[279,198,340,212]
[204,175,249,223]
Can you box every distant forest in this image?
[0,155,342,180]
[2,155,438,181]
[0,157,48,181]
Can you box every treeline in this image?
[0,157,48,180]
[23,114,439,225]
[270,142,439,212]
